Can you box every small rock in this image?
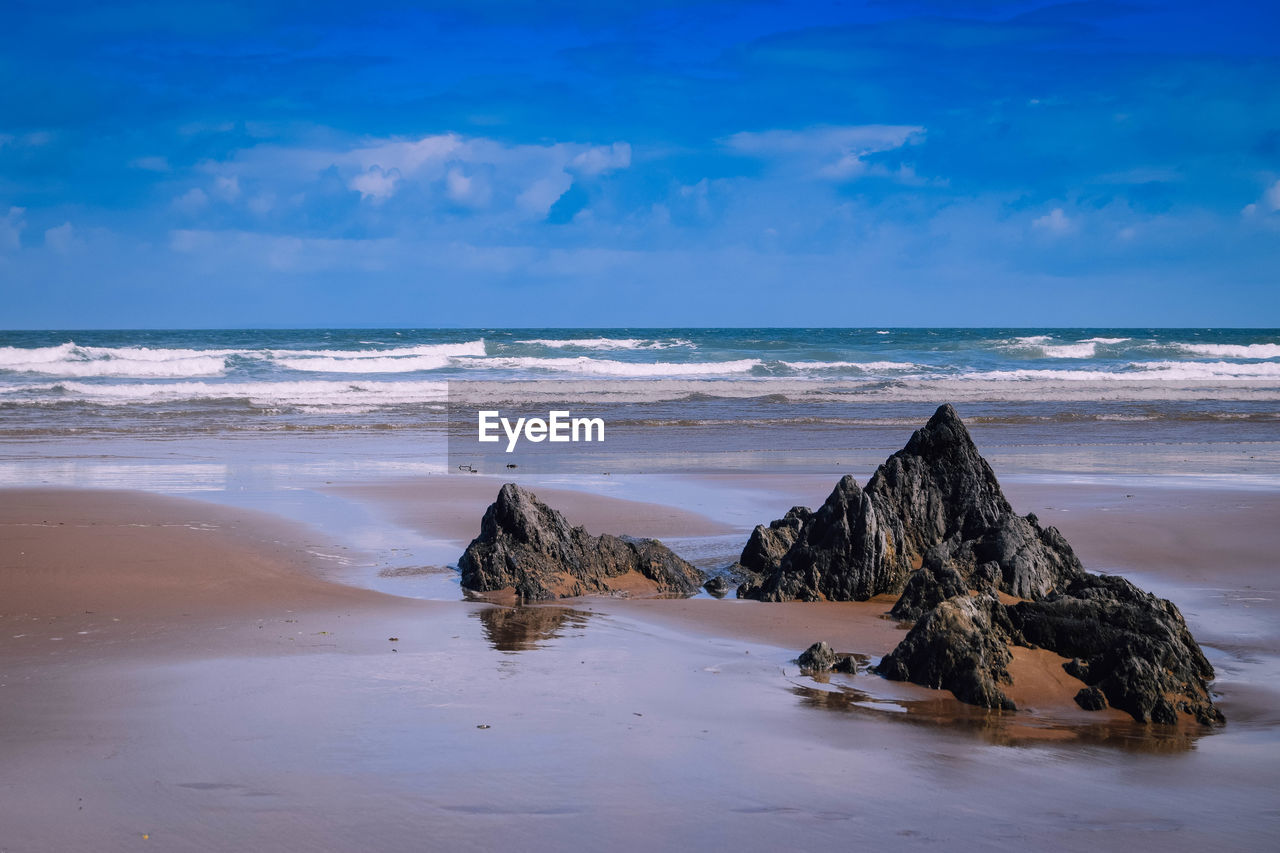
[797,641,837,673]
[1075,686,1108,711]
[703,576,730,598]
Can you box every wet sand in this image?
[2,483,1279,850]
[328,475,736,542]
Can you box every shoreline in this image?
[2,467,1279,849]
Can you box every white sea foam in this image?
[779,360,918,371]
[961,361,1280,381]
[461,356,761,376]
[1130,360,1280,379]
[3,379,451,408]
[1002,336,1129,359]
[277,355,456,373]
[1172,343,1280,359]
[269,340,486,360]
[0,343,230,377]
[515,338,694,350]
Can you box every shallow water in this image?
[4,599,1277,852]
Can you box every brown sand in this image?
[1,484,1272,850]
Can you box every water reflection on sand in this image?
[475,605,593,652]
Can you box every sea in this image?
[1,327,1279,493]
[1,328,1278,433]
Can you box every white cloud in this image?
[1242,179,1280,218]
[1032,207,1073,234]
[349,166,402,201]
[210,132,633,216]
[445,167,491,208]
[173,187,209,214]
[130,156,171,172]
[212,175,241,202]
[516,174,574,216]
[724,125,925,180]
[0,207,26,251]
[570,142,631,176]
[44,222,77,254]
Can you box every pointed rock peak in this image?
[496,482,528,506]
[822,473,863,506]
[902,403,978,458]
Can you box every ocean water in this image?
[1,328,1278,439]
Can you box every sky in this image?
[1,0,1278,328]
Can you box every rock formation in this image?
[888,558,969,622]
[737,404,1084,602]
[753,404,1223,727]
[459,483,703,601]
[877,574,1223,725]
[877,593,1017,710]
[796,641,859,674]
[1006,574,1223,725]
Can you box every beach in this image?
[2,329,1279,850]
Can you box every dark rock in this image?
[877,593,1017,711]
[459,484,703,601]
[1075,686,1108,711]
[738,475,895,601]
[732,506,811,588]
[797,641,837,673]
[890,561,969,622]
[879,571,1224,725]
[1006,574,1223,725]
[832,654,859,674]
[738,405,1084,602]
[703,575,730,598]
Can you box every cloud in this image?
[44,222,77,253]
[212,175,241,202]
[0,207,26,251]
[173,187,209,214]
[723,125,925,180]
[569,142,631,176]
[207,132,634,219]
[445,167,492,208]
[348,165,402,201]
[1032,207,1072,234]
[1242,178,1280,217]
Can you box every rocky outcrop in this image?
[877,574,1224,725]
[877,593,1018,710]
[1006,574,1223,725]
[702,575,731,598]
[737,404,1084,603]
[459,484,703,601]
[889,559,968,622]
[735,506,811,577]
[796,641,859,674]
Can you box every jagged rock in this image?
[733,506,811,581]
[890,560,969,622]
[796,641,860,674]
[459,484,703,601]
[1006,574,1223,725]
[879,571,1224,726]
[738,404,1084,603]
[703,575,730,598]
[738,476,895,601]
[877,593,1017,711]
[1075,686,1107,711]
[832,654,859,674]
[797,641,837,673]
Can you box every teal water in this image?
[1,328,1278,436]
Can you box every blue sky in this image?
[1,0,1278,327]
